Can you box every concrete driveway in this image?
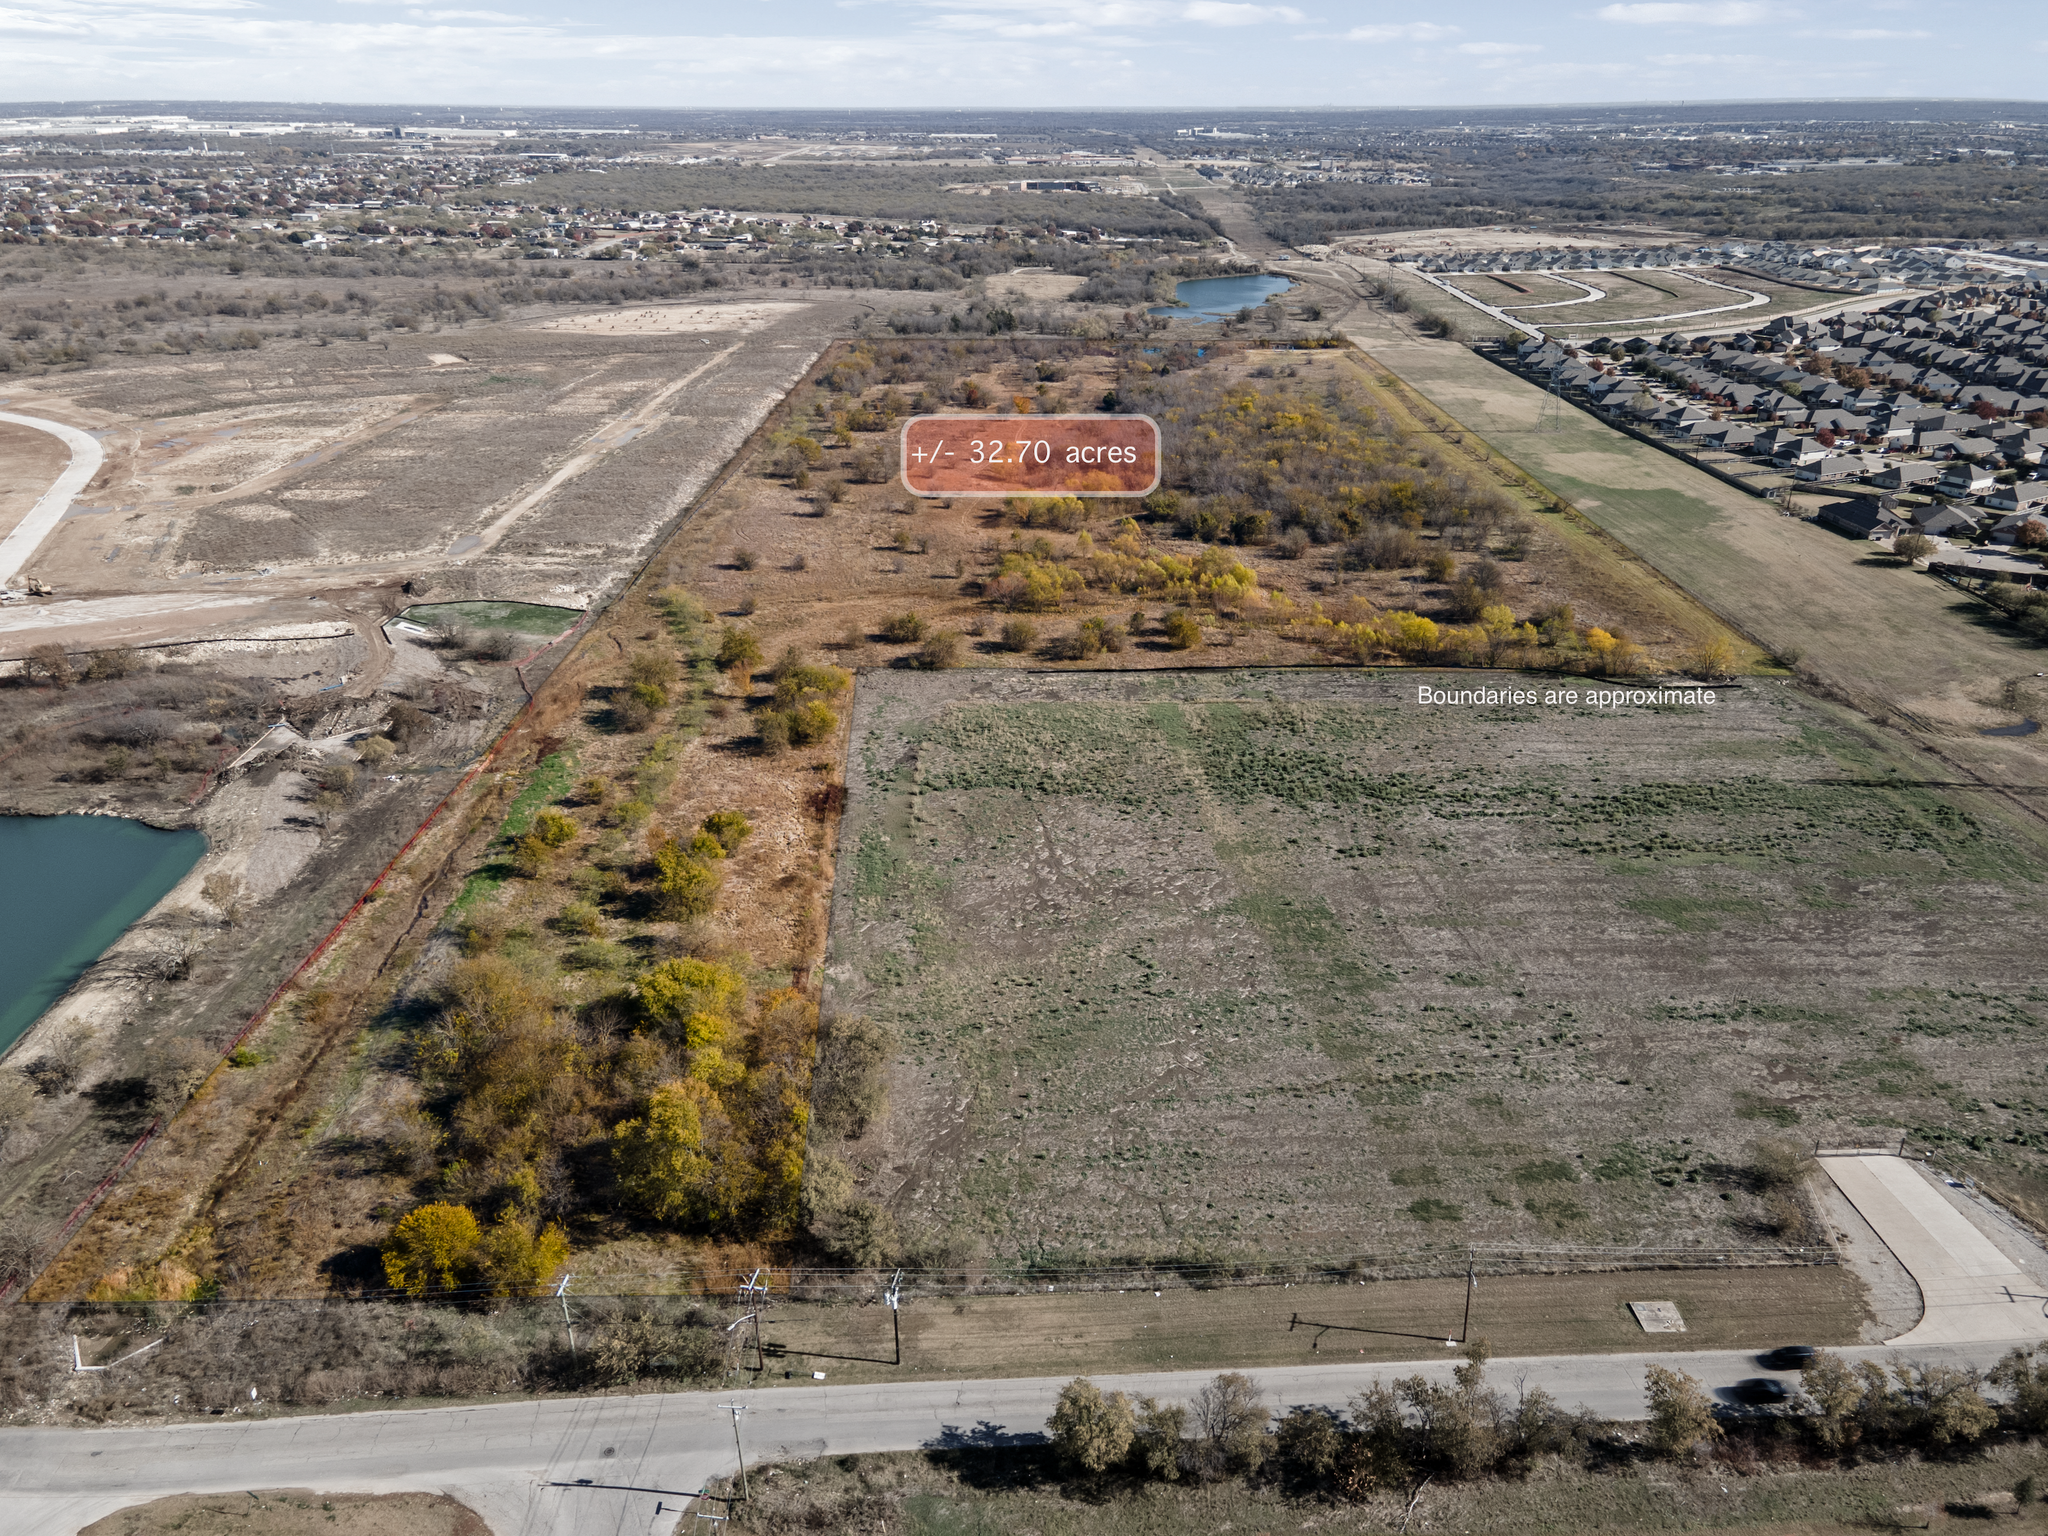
[1821,1153,2048,1345]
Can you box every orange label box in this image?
[899,414,1161,498]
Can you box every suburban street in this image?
[4,1156,2043,1536]
[2,1334,2040,1536]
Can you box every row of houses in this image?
[1515,287,2048,531]
[1409,239,2046,292]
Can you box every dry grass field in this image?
[756,1266,1868,1385]
[826,666,2048,1268]
[726,1441,2048,1536]
[83,1490,487,1536]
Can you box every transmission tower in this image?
[1536,356,1567,434]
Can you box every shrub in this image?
[879,611,927,644]
[385,701,432,747]
[1049,1378,1136,1475]
[589,1316,725,1386]
[999,618,1038,653]
[475,1216,569,1297]
[651,840,723,920]
[639,956,746,1031]
[1191,1372,1269,1479]
[82,646,141,682]
[25,644,75,689]
[715,628,763,677]
[911,631,963,670]
[1893,532,1934,563]
[758,712,791,755]
[1342,526,1418,570]
[531,808,578,848]
[1162,610,1203,650]
[1643,1364,1720,1455]
[812,1014,896,1139]
[563,941,630,972]
[381,1203,480,1297]
[1687,636,1738,680]
[357,735,396,767]
[702,810,752,853]
[731,548,758,572]
[626,650,674,686]
[554,901,603,937]
[786,699,838,745]
[1423,551,1457,583]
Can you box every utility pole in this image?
[884,1269,904,1366]
[725,1313,760,1376]
[1460,1253,1476,1344]
[719,1403,750,1501]
[556,1274,575,1361]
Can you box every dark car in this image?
[1731,1378,1794,1405]
[1759,1345,1818,1371]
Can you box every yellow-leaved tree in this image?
[612,1079,718,1224]
[382,1203,480,1296]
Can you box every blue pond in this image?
[0,816,206,1056]
[1149,274,1295,322]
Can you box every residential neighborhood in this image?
[1507,283,2048,578]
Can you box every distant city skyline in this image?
[2,0,2042,111]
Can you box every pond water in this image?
[0,816,206,1057]
[1150,273,1295,322]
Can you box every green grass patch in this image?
[1406,1197,1464,1223]
[400,600,583,637]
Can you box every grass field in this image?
[823,668,2048,1269]
[1329,310,2048,746]
[754,1267,1867,1387]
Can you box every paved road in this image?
[0,411,103,589]
[4,1336,2039,1536]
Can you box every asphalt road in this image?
[3,1336,2036,1536]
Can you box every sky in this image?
[1,0,2042,112]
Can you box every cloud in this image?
[1182,1,1304,22]
[1457,41,1540,55]
[1344,21,1458,41]
[1597,2,1773,24]
[1835,27,1930,38]
[1647,51,1773,67]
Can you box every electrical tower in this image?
[1536,356,1567,434]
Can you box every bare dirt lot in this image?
[83,1489,486,1536]
[5,294,852,608]
[825,666,2048,1268]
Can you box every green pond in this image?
[0,816,206,1058]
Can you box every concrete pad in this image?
[1628,1301,1686,1333]
[1820,1155,2039,1345]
